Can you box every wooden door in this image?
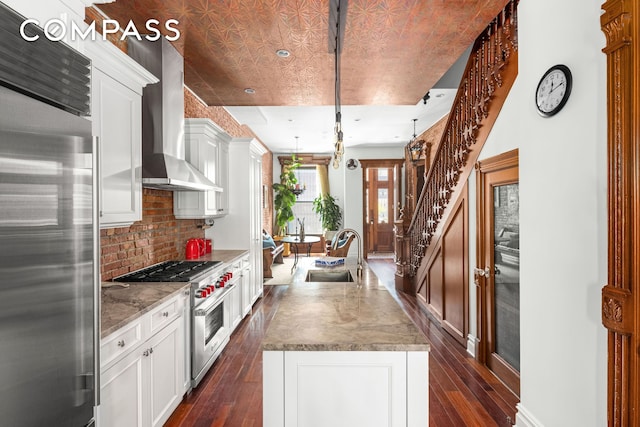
[366,167,395,252]
[476,149,520,396]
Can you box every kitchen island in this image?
[263,257,430,427]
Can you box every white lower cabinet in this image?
[100,343,145,427]
[240,258,253,317]
[147,318,184,427]
[228,284,241,331]
[263,351,429,427]
[99,291,189,427]
[227,260,243,332]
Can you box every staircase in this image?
[400,0,519,285]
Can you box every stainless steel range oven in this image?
[192,286,228,385]
[114,260,236,387]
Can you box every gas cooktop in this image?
[113,260,222,283]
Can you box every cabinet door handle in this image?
[149,347,153,354]
[143,349,149,357]
[117,340,125,347]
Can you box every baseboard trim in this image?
[466,334,478,357]
[515,403,544,427]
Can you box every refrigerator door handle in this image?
[93,135,101,406]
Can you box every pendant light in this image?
[406,118,425,165]
[292,136,305,197]
[331,0,347,169]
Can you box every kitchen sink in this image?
[305,270,354,282]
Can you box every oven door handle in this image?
[193,289,228,314]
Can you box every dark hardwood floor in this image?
[165,259,518,427]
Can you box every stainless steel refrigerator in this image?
[0,3,97,426]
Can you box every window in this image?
[288,167,323,234]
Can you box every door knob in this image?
[474,267,490,277]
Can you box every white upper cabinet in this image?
[174,118,231,219]
[85,39,158,228]
[216,141,230,216]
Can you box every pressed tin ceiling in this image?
[96,0,510,108]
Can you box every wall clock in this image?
[535,64,572,117]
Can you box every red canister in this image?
[205,238,212,254]
[185,239,199,259]
[197,238,206,256]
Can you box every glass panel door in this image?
[493,183,520,372]
[476,149,520,396]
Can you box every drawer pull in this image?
[117,340,125,348]
[162,311,169,317]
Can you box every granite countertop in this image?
[101,249,248,339]
[101,282,189,338]
[197,249,249,264]
[262,257,430,352]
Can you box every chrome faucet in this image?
[335,228,363,282]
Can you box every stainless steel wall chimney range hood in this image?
[128,38,220,192]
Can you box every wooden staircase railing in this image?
[401,0,519,280]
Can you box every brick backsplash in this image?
[100,189,205,281]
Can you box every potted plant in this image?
[312,193,342,241]
[272,155,301,236]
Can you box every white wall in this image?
[470,0,607,425]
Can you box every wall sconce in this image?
[406,118,424,165]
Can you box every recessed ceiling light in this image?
[244,88,256,94]
[275,49,290,58]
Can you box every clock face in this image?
[535,65,572,117]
